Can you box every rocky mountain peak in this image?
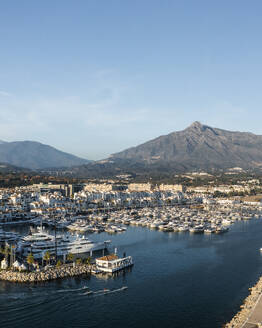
[187,121,206,131]
[110,122,262,171]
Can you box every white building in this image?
[96,254,133,273]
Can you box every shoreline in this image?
[225,276,262,328]
[0,264,92,283]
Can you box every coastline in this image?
[225,276,262,328]
[0,264,92,283]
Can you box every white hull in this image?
[20,229,109,259]
[23,241,107,259]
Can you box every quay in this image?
[225,277,262,328]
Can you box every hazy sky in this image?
[1,1,262,160]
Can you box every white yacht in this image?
[19,229,110,259]
[215,226,229,234]
[21,229,54,246]
[189,225,204,233]
[204,227,216,234]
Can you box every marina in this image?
[0,199,261,280]
[1,219,262,328]
[1,186,262,327]
[1,2,262,327]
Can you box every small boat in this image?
[83,290,93,295]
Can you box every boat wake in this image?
[81,286,128,297]
[56,286,89,293]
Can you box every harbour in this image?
[1,219,262,328]
[1,198,260,278]
[2,1,262,327]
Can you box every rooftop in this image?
[97,254,119,262]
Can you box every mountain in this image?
[109,122,262,172]
[0,141,90,170]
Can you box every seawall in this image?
[225,276,262,328]
[0,264,91,283]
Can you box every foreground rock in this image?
[0,264,91,283]
[225,276,262,328]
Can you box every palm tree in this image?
[85,256,92,266]
[43,251,51,266]
[66,253,74,263]
[2,244,10,259]
[27,253,34,271]
[56,260,62,267]
[76,258,82,265]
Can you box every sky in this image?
[1,1,262,160]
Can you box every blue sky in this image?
[1,0,262,159]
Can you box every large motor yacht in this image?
[19,228,110,259]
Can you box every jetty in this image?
[0,264,92,283]
[225,277,262,328]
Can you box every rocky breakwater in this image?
[225,276,262,328]
[0,264,91,283]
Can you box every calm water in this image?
[1,220,262,328]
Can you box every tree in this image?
[85,256,92,266]
[0,244,11,260]
[76,258,82,265]
[66,253,74,263]
[43,251,51,265]
[27,253,34,270]
[56,260,62,267]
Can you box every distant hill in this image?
[0,141,90,170]
[0,162,31,173]
[110,121,262,171]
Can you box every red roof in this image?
[96,254,118,261]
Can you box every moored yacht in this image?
[189,225,204,233]
[19,228,110,259]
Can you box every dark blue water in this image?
[1,220,262,328]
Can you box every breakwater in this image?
[225,276,262,328]
[0,264,91,283]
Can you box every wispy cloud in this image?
[0,70,151,159]
[0,90,12,97]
